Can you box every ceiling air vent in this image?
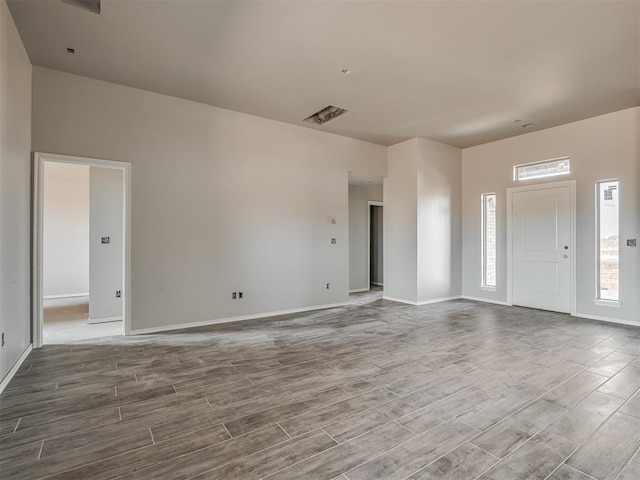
[303,106,348,125]
[61,0,101,14]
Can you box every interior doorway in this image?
[33,153,131,346]
[369,202,383,289]
[507,180,575,314]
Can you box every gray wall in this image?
[348,184,382,291]
[462,107,639,324]
[0,0,32,382]
[32,67,386,332]
[89,167,124,321]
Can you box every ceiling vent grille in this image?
[303,106,348,125]
[61,0,101,14]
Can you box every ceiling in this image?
[8,0,640,148]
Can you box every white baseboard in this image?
[88,316,122,325]
[1,344,32,395]
[129,302,349,335]
[371,282,384,287]
[417,295,462,305]
[44,293,89,300]
[573,312,639,327]
[461,295,511,306]
[382,295,461,306]
[349,288,370,293]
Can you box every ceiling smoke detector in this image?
[303,106,348,125]
[61,0,101,14]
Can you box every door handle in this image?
[563,254,568,259]
[564,246,569,250]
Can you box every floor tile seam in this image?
[612,444,640,480]
[396,436,498,480]
[263,420,418,480]
[54,413,292,479]
[277,390,402,438]
[468,401,575,465]
[341,419,481,480]
[539,439,586,480]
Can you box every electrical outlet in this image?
[1,332,4,347]
[627,239,637,247]
[331,238,336,244]
[101,236,110,244]
[238,292,243,299]
[326,283,330,289]
[232,292,237,299]
[115,290,121,298]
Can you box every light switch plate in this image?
[627,239,637,247]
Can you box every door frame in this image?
[367,201,384,289]
[506,180,576,315]
[32,152,132,347]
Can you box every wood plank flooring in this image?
[2,294,640,479]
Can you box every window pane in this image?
[482,193,497,287]
[515,157,570,181]
[597,180,619,301]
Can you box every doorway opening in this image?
[33,153,131,346]
[507,180,576,314]
[348,173,383,305]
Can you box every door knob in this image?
[563,255,568,259]
[564,246,569,250]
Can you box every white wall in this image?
[89,167,124,321]
[384,139,419,302]
[32,67,386,331]
[417,138,462,302]
[384,138,463,304]
[43,163,89,298]
[0,0,32,382]
[462,107,639,324]
[348,184,382,291]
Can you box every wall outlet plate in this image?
[232,292,237,299]
[115,290,121,298]
[101,236,110,244]
[627,239,637,247]
[331,238,336,244]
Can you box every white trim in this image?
[43,293,89,300]
[0,344,32,394]
[593,299,622,308]
[349,288,370,293]
[88,316,123,324]
[129,302,349,335]
[33,152,132,347]
[461,295,511,306]
[367,201,383,291]
[574,312,639,328]
[480,286,497,292]
[382,295,461,306]
[506,179,576,315]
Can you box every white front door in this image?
[512,184,572,313]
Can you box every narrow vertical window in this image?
[597,180,619,301]
[482,193,497,288]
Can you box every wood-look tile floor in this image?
[3,294,640,479]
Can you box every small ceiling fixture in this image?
[61,0,101,14]
[303,105,348,125]
[66,47,75,54]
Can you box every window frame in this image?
[481,192,497,290]
[594,179,621,306]
[513,157,571,182]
